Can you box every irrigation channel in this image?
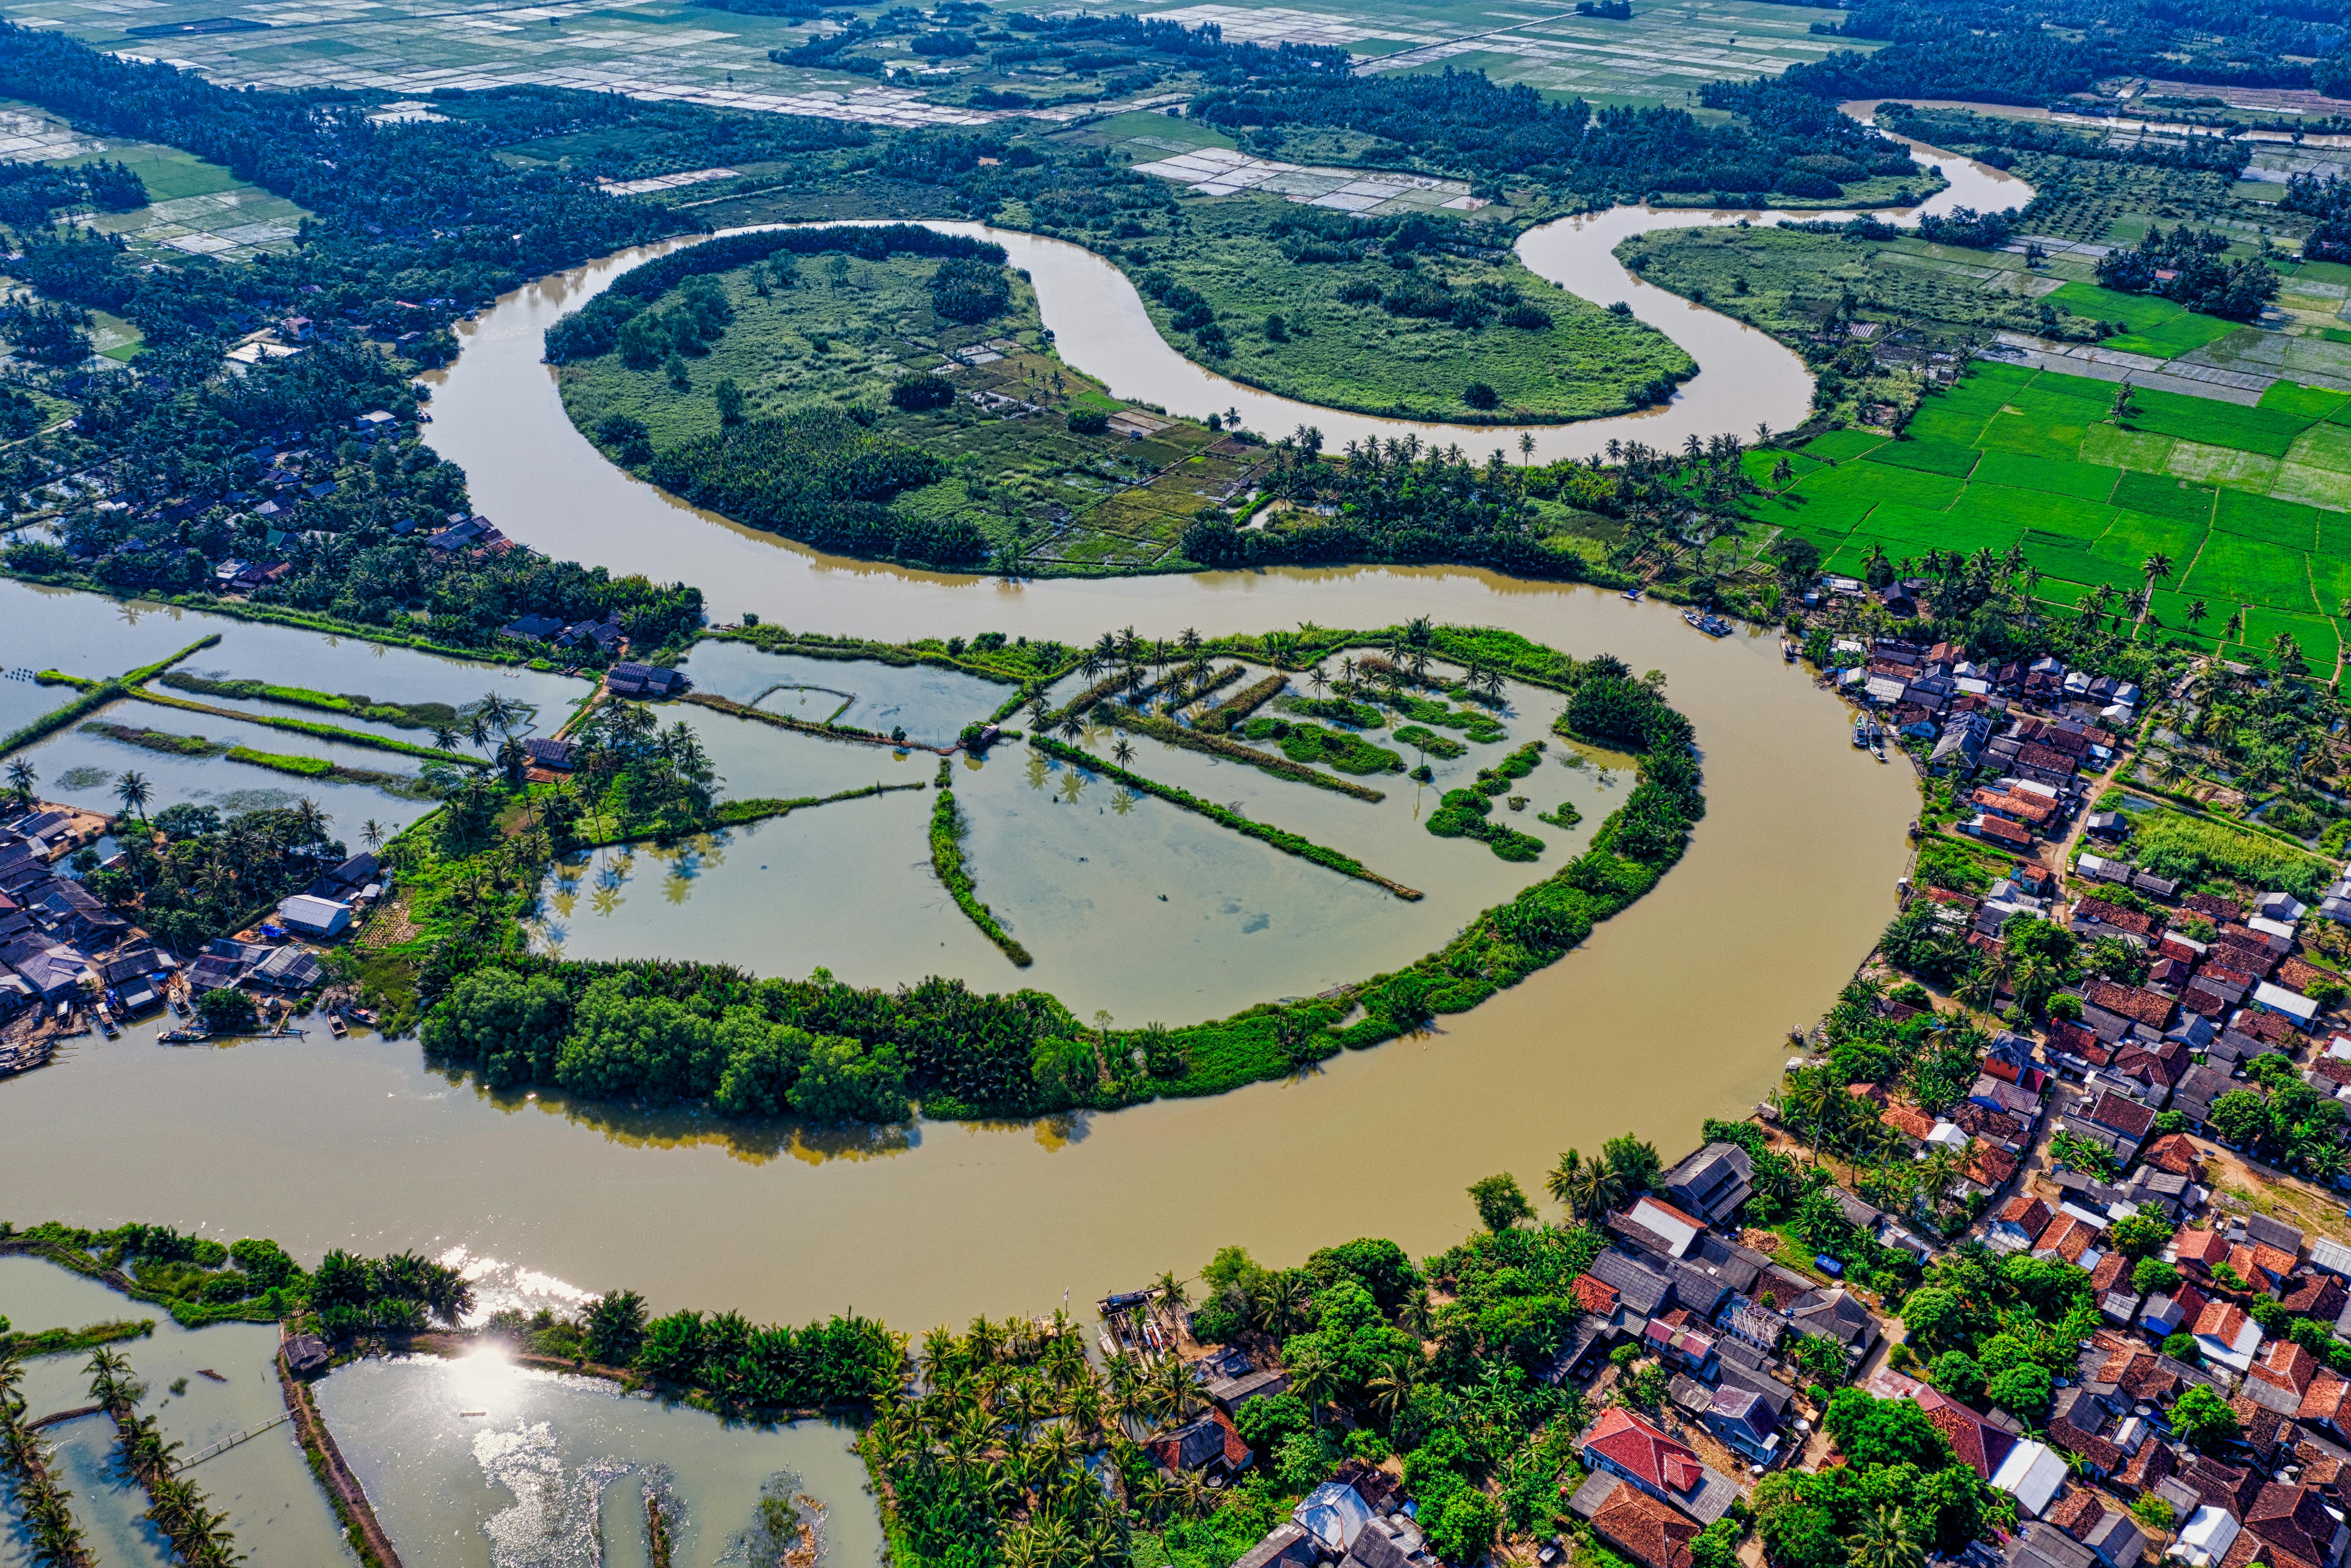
[0,114,2023,1563]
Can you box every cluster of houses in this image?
[0,804,172,1054]
[1828,637,2137,793]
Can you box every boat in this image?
[1781,638,1798,662]
[1852,717,1870,749]
[328,1011,349,1038]
[157,1027,210,1045]
[95,1006,117,1038]
[1621,585,1643,603]
[196,1369,226,1383]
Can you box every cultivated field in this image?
[1753,364,2351,666]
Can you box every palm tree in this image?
[114,770,150,823]
[431,722,460,753]
[1111,738,1135,768]
[1306,664,1329,700]
[4,757,33,808]
[1851,1508,1925,1568]
[1545,1148,1586,1213]
[1518,431,1536,466]
[2136,552,2173,631]
[360,819,385,851]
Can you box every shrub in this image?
[890,373,957,411]
[1065,408,1110,435]
[1462,382,1499,410]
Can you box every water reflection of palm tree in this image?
[590,882,623,918]
[1058,770,1088,805]
[1025,753,1052,793]
[1111,787,1137,816]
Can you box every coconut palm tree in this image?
[1306,664,1329,700]
[1852,1508,1925,1568]
[2136,552,2174,631]
[1111,738,1135,768]
[431,722,460,754]
[1545,1147,1587,1213]
[4,757,34,808]
[114,770,151,823]
[360,819,385,851]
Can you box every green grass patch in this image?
[1863,439,1979,478]
[1970,449,2120,501]
[77,720,225,757]
[2261,381,2350,420]
[2080,423,2176,472]
[1799,429,1887,461]
[2113,468,2217,522]
[929,786,1031,966]
[2215,488,2320,549]
[1949,483,2111,537]
[1904,403,1993,446]
[2048,282,2243,357]
[2134,388,2311,457]
[1243,715,1405,775]
[1979,411,2086,459]
[2180,529,2321,613]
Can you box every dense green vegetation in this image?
[155,672,464,732]
[391,623,1699,1125]
[1118,197,1691,422]
[1427,742,1549,862]
[930,777,1034,966]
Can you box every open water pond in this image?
[683,641,1010,748]
[7,697,443,838]
[533,655,1603,1021]
[313,1352,881,1568]
[0,1257,356,1567]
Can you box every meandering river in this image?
[0,125,2025,1335]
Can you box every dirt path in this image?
[277,1340,405,1568]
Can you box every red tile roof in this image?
[1585,1408,1708,1498]
[2143,1132,2202,1176]
[2085,979,2175,1028]
[1588,1482,1700,1568]
[1573,1274,1622,1316]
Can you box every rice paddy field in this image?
[0,0,1877,130]
[1748,362,2351,668]
[0,98,308,361]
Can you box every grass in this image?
[929,784,1032,966]
[1118,193,1694,423]
[554,251,1256,573]
[2045,282,2243,358]
[1747,361,2351,663]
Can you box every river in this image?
[0,132,1998,1334]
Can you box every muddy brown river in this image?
[0,132,2011,1332]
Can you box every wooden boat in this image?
[196,1369,226,1383]
[157,1026,211,1045]
[1852,718,1869,749]
[328,1011,349,1038]
[1621,586,1644,602]
[1781,638,1798,662]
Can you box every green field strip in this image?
[2260,381,2350,421]
[1862,439,1980,479]
[1972,449,2122,501]
[1799,429,1887,462]
[2047,282,2243,358]
[1950,483,2113,537]
[2082,423,2176,473]
[2215,489,2322,549]
[1980,411,2088,460]
[2180,529,2322,613]
[2114,468,2218,522]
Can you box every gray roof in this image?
[1235,1525,1317,1568]
[1662,1142,1755,1224]
[1713,1359,1794,1415]
[2014,1522,2098,1568]
[1565,1471,1621,1521]
[1588,1247,1673,1317]
[2243,1212,2305,1254]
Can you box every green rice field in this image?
[1746,362,2351,666]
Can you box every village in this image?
[1031,589,2351,1568]
[0,792,381,1066]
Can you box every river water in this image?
[0,132,2005,1350]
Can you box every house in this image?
[2055,1495,2148,1568]
[1579,1408,1737,1524]
[523,738,574,772]
[1147,1410,1249,1479]
[1701,1385,1782,1467]
[2083,1092,2157,1154]
[1642,1313,1719,1377]
[1589,1248,1674,1318]
[501,612,567,642]
[1661,1143,1754,1225]
[1991,1438,2071,1516]
[1626,1195,1708,1259]
[1566,1477,1701,1568]
[2254,981,2323,1030]
[2171,1065,2236,1129]
[2169,1506,2242,1568]
[2192,1300,2263,1373]
[2242,1483,2349,1568]
[282,1333,331,1377]
[1786,1286,1880,1354]
[605,662,689,698]
[1233,1525,1319,1568]
[1294,1481,1376,1554]
[275,894,352,939]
